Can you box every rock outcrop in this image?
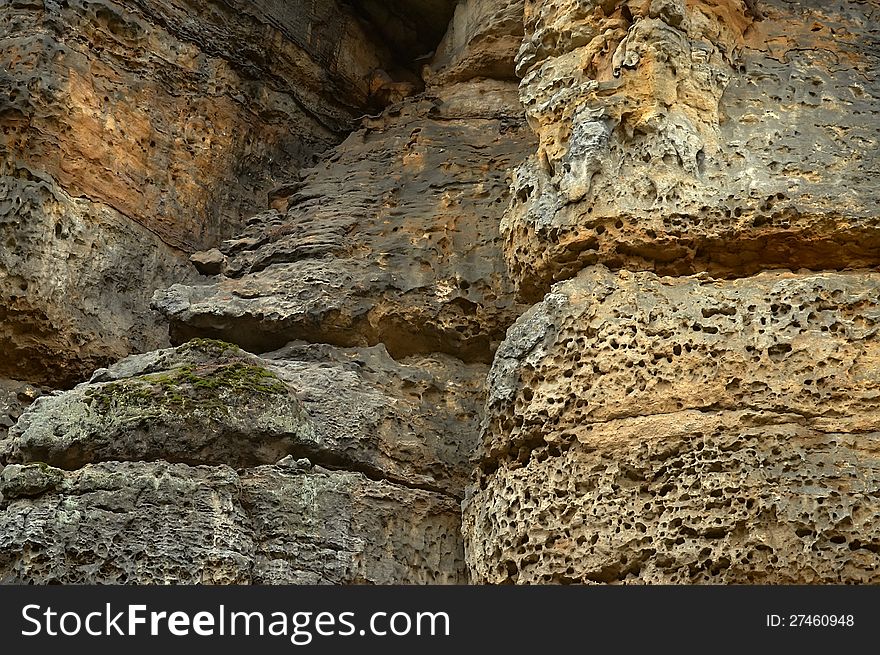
[1,339,314,470]
[462,0,880,584]
[152,76,533,363]
[427,0,525,85]
[2,0,879,586]
[504,0,880,301]
[0,460,463,584]
[0,0,420,385]
[0,0,523,584]
[0,338,474,583]
[464,266,880,583]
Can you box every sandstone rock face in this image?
[2,336,485,492]
[264,342,486,496]
[153,77,534,364]
[1,339,315,470]
[0,0,402,385]
[0,461,464,584]
[428,0,525,85]
[0,174,198,386]
[504,0,880,301]
[464,267,880,583]
[458,0,880,585]
[0,0,528,586]
[2,0,388,251]
[3,0,880,587]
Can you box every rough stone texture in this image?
[0,1,529,586]
[461,0,880,586]
[0,0,405,385]
[0,378,44,442]
[0,461,464,584]
[0,174,197,386]
[464,266,880,583]
[265,342,486,496]
[0,338,483,495]
[153,76,534,364]
[0,335,472,583]
[0,339,315,470]
[427,0,525,85]
[1,0,390,250]
[3,0,880,588]
[504,0,880,301]
[242,464,464,584]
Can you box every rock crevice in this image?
[0,0,526,584]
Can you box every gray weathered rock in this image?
[0,334,475,583]
[0,0,429,385]
[0,461,465,584]
[504,0,880,301]
[3,334,487,491]
[1,339,315,470]
[0,378,44,445]
[265,342,486,496]
[190,249,226,277]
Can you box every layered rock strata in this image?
[503,0,880,301]
[2,0,879,586]
[153,77,533,363]
[464,267,880,583]
[0,0,406,385]
[0,0,525,584]
[464,0,880,583]
[0,460,463,584]
[0,339,472,583]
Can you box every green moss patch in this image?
[176,338,243,357]
[0,462,64,499]
[84,362,288,413]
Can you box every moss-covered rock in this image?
[0,462,64,500]
[176,338,246,359]
[1,344,317,469]
[84,361,288,413]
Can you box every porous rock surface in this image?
[152,76,534,364]
[2,0,880,586]
[0,174,198,386]
[504,0,880,301]
[1,0,526,585]
[0,460,464,584]
[0,378,44,442]
[0,0,414,385]
[464,266,880,583]
[459,0,880,585]
[0,338,475,582]
[0,339,315,470]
